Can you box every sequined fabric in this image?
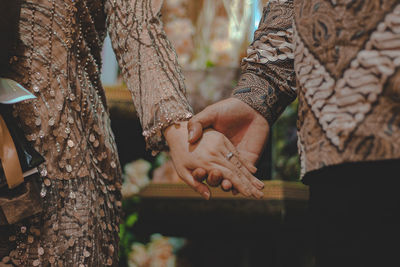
[233,0,400,177]
[0,0,192,266]
[2,177,120,266]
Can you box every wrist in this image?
[228,97,270,128]
[163,121,188,149]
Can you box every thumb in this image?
[187,107,217,144]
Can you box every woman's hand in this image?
[164,121,264,200]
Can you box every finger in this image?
[230,157,264,198]
[209,163,254,198]
[187,121,204,144]
[229,149,264,190]
[224,153,264,192]
[192,168,207,183]
[181,170,211,200]
[241,158,258,174]
[187,108,217,144]
[213,156,264,199]
[221,179,233,191]
[223,139,264,190]
[206,169,223,187]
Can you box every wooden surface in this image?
[131,181,314,267]
[133,181,309,237]
[139,180,308,200]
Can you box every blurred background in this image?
[101,1,310,266]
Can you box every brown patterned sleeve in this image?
[104,0,193,152]
[232,0,296,125]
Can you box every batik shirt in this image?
[233,0,400,177]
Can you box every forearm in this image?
[105,0,193,153]
[232,0,296,126]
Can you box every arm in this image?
[105,0,192,153]
[188,0,296,188]
[232,0,296,126]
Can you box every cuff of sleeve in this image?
[232,73,295,126]
[142,107,193,156]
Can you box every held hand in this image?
[187,98,270,191]
[164,121,264,200]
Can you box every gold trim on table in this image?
[139,181,308,200]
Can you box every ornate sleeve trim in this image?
[232,73,296,125]
[142,99,193,155]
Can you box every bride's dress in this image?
[0,0,192,266]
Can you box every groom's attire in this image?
[232,1,400,266]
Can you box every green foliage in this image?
[153,152,169,170]
[205,60,216,68]
[272,100,300,181]
[126,213,138,227]
[119,196,141,266]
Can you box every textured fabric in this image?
[0,0,191,266]
[233,0,400,177]
[106,0,193,151]
[233,0,296,125]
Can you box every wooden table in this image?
[132,181,315,267]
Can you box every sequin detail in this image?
[2,0,191,265]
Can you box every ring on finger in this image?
[226,152,242,168]
[226,152,233,160]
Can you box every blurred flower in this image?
[121,159,151,198]
[148,235,176,267]
[209,39,234,66]
[152,160,181,184]
[163,0,187,17]
[164,18,195,66]
[128,235,176,267]
[128,244,149,267]
[184,67,239,113]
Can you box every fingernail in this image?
[202,191,210,200]
[189,130,194,141]
[252,189,262,199]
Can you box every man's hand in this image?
[188,98,270,191]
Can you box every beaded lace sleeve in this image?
[105,0,193,152]
[232,0,296,125]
